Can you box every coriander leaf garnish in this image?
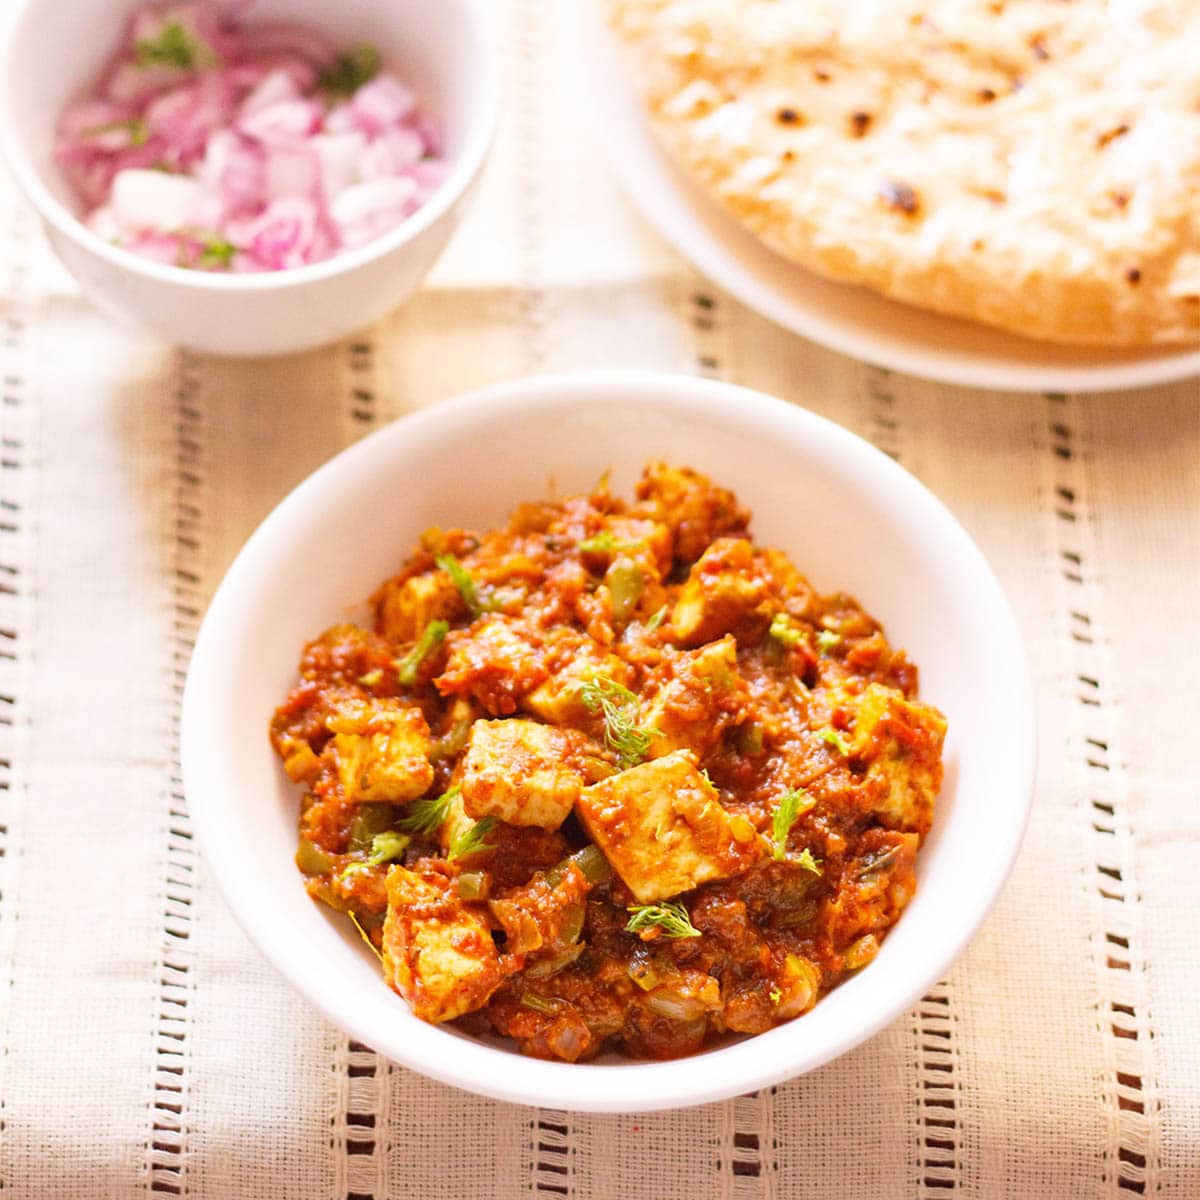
[365,830,410,867]
[82,117,149,146]
[819,727,852,757]
[578,532,644,555]
[769,612,806,647]
[645,603,669,633]
[192,232,237,270]
[358,668,383,687]
[771,787,815,861]
[578,672,661,767]
[398,783,460,836]
[816,629,842,654]
[348,911,383,962]
[436,554,483,617]
[135,22,218,69]
[448,816,497,860]
[625,901,702,940]
[796,848,823,876]
[318,44,381,96]
[395,618,449,685]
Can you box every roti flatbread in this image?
[606,0,1200,346]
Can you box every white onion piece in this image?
[264,146,317,200]
[329,176,417,227]
[311,132,366,199]
[111,169,205,231]
[349,75,416,135]
[238,68,299,119]
[238,98,321,144]
[360,127,423,180]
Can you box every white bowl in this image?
[0,0,497,357]
[182,371,1035,1111]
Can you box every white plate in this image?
[580,8,1200,394]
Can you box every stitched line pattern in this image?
[720,1089,779,1196]
[0,203,37,1193]
[531,1112,573,1197]
[149,352,205,1195]
[915,988,960,1193]
[687,286,777,1195]
[859,368,961,1195]
[863,367,903,462]
[511,7,579,1193]
[332,344,388,1200]
[346,340,378,430]
[1044,395,1158,1195]
[338,1040,387,1200]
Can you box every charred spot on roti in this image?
[878,180,920,216]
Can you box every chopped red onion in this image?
[56,1,446,272]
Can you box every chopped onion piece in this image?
[329,176,417,227]
[55,1,446,272]
[111,168,204,231]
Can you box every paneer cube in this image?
[382,866,503,1023]
[374,570,462,642]
[461,719,583,830]
[849,683,947,835]
[576,749,760,902]
[581,515,673,575]
[640,636,746,759]
[523,646,633,726]
[327,698,434,803]
[435,615,548,715]
[671,538,768,646]
[633,462,749,563]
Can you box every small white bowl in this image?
[182,371,1035,1111]
[0,0,497,357]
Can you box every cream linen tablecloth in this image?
[2,3,1199,1196]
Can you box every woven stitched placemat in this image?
[1,3,1198,1196]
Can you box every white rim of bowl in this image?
[182,370,1037,1111]
[0,0,499,291]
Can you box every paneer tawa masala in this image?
[270,463,946,1061]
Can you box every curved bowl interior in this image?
[182,372,1034,1111]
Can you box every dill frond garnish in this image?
[625,901,702,940]
[796,848,823,876]
[448,817,497,860]
[645,604,668,632]
[578,672,660,767]
[398,783,460,837]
